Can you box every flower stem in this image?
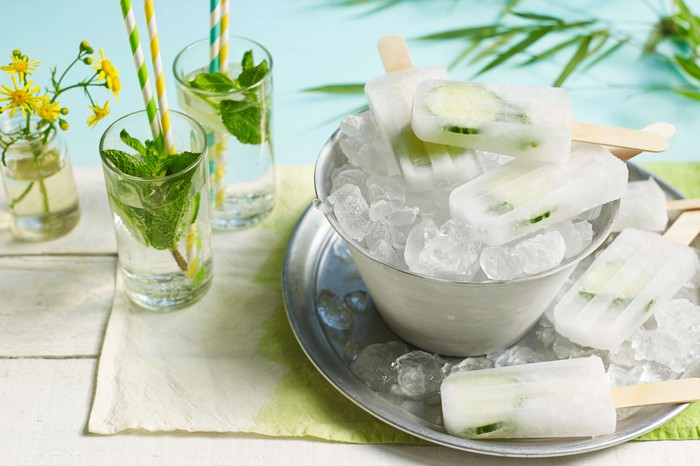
[170,248,188,272]
[8,181,34,209]
[38,179,49,213]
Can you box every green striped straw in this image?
[120,0,164,153]
[209,0,221,72]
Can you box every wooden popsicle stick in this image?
[612,378,700,409]
[609,122,676,161]
[573,121,668,153]
[667,198,700,212]
[662,210,700,245]
[378,35,413,73]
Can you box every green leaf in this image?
[189,72,237,92]
[520,35,582,66]
[101,149,148,177]
[582,39,626,72]
[476,28,551,76]
[470,31,518,65]
[303,83,366,94]
[119,129,147,157]
[448,41,482,69]
[675,0,700,45]
[553,34,593,86]
[674,88,700,100]
[162,151,201,176]
[674,54,700,80]
[419,25,502,41]
[220,99,263,145]
[511,11,564,24]
[238,59,269,88]
[241,50,254,71]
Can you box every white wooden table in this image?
[1,168,699,465]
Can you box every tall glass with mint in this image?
[173,36,274,230]
[99,110,213,311]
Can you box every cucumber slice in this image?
[425,82,531,124]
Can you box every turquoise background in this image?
[2,0,699,166]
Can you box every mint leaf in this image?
[241,50,254,71]
[162,151,200,176]
[189,71,237,92]
[238,59,269,87]
[102,149,148,177]
[119,129,147,157]
[220,99,263,144]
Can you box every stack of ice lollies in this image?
[365,36,668,247]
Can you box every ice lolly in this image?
[448,143,628,246]
[553,217,699,350]
[364,36,480,191]
[411,79,668,162]
[441,356,700,439]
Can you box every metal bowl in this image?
[314,127,620,356]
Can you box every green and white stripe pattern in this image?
[209,0,221,72]
[120,0,164,152]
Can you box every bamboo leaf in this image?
[419,25,502,40]
[674,54,700,81]
[674,89,700,101]
[476,28,551,76]
[674,0,700,45]
[502,0,523,14]
[553,34,593,86]
[511,11,564,24]
[520,35,582,66]
[449,41,482,69]
[303,84,366,94]
[470,31,519,65]
[582,39,626,71]
[587,30,610,56]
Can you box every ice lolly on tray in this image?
[553,212,700,350]
[448,143,628,246]
[411,79,669,162]
[441,356,700,439]
[364,36,480,191]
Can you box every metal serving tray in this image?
[282,164,691,458]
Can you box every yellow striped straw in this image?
[144,0,174,154]
[219,0,230,73]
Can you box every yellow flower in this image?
[36,94,61,122]
[0,76,40,118]
[86,100,110,128]
[92,49,120,100]
[1,54,39,82]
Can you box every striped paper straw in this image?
[144,0,174,154]
[218,0,230,73]
[209,0,221,72]
[120,0,164,153]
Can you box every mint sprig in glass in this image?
[174,36,275,230]
[99,110,213,311]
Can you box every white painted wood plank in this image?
[0,167,117,256]
[1,359,699,466]
[0,256,115,357]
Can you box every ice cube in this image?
[392,351,446,399]
[343,340,363,364]
[547,220,593,259]
[479,246,522,281]
[368,199,395,222]
[331,167,370,198]
[613,178,669,232]
[405,218,480,280]
[369,239,399,266]
[449,357,494,373]
[315,289,355,330]
[327,184,372,241]
[514,231,566,275]
[350,343,399,391]
[365,219,393,250]
[344,290,368,313]
[367,175,406,203]
[332,239,353,263]
[387,205,419,226]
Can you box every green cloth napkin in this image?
[254,163,699,443]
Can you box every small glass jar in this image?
[0,115,80,241]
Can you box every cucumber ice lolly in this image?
[412,80,668,161]
[364,37,480,191]
[552,227,697,350]
[441,356,616,439]
[448,143,628,246]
